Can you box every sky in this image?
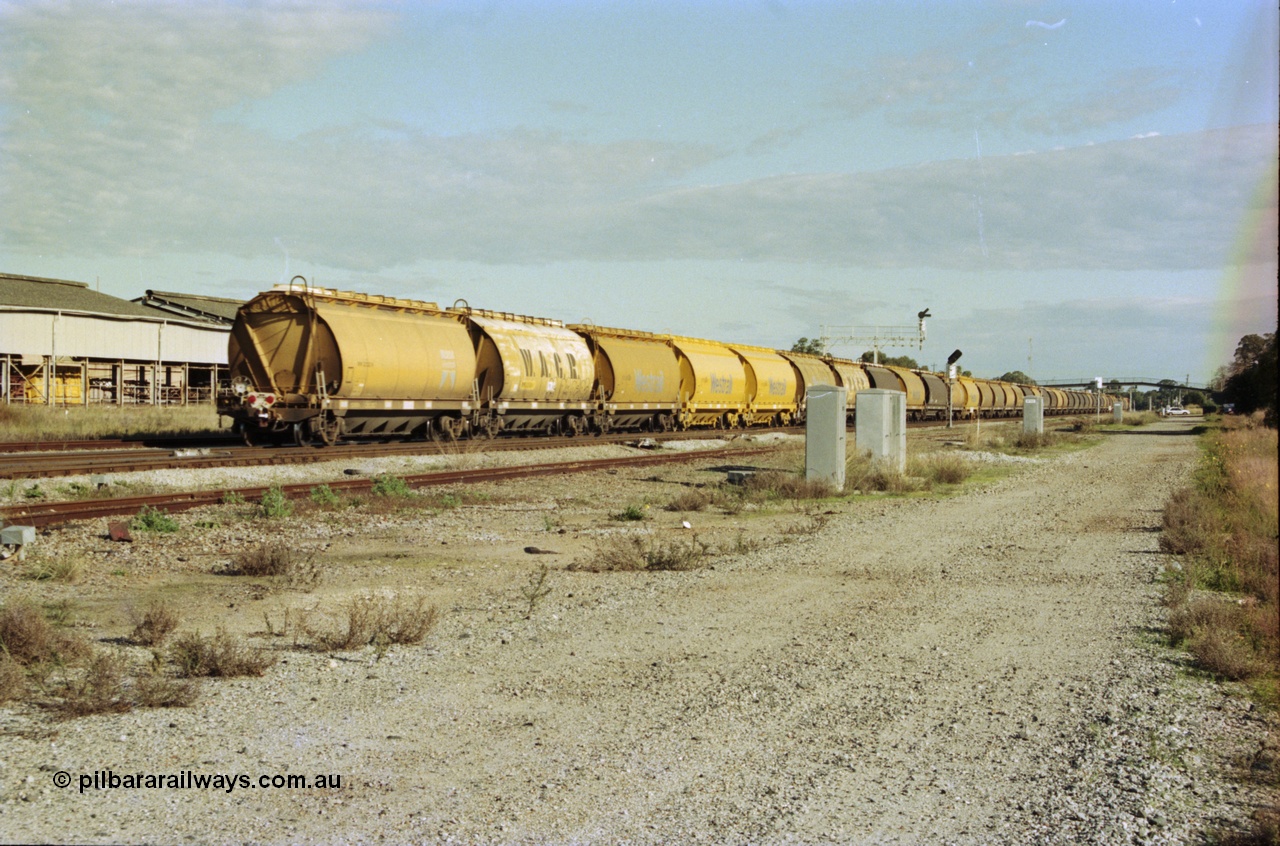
[1,0,1275,384]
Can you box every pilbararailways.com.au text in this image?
[59,770,343,794]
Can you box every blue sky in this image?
[1,0,1275,383]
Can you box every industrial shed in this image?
[1,273,235,406]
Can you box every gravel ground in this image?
[0,420,1273,845]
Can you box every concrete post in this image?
[805,385,847,492]
[1113,402,1124,423]
[1023,397,1044,434]
[855,389,906,474]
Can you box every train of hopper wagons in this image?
[219,278,1122,447]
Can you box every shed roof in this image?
[0,273,158,318]
[133,290,243,324]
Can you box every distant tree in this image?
[997,371,1035,385]
[859,351,920,369]
[1220,332,1277,425]
[790,337,827,355]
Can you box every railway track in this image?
[0,415,1021,481]
[0,429,792,480]
[0,443,780,528]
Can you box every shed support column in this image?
[43,356,51,406]
[82,361,88,406]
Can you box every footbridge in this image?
[1039,377,1212,393]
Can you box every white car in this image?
[1164,407,1191,416]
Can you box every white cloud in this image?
[1,4,1275,280]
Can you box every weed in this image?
[170,630,276,678]
[1160,421,1278,702]
[301,593,439,652]
[613,504,648,521]
[371,474,412,498]
[732,530,760,555]
[132,505,180,533]
[309,484,341,508]
[130,601,180,646]
[520,566,553,618]
[543,514,564,532]
[257,484,293,519]
[221,490,245,506]
[22,484,45,500]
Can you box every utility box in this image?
[1113,402,1124,423]
[1023,397,1044,434]
[1,525,36,562]
[805,385,847,492]
[855,389,906,474]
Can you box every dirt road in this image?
[1,420,1271,844]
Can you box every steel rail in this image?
[0,444,780,528]
[0,429,786,481]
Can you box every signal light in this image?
[265,394,276,405]
[247,394,257,405]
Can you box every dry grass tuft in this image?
[0,601,89,666]
[743,471,836,500]
[301,594,439,652]
[572,533,710,572]
[22,555,86,584]
[133,672,200,709]
[223,540,322,591]
[0,655,25,703]
[664,488,713,512]
[846,453,920,493]
[170,630,277,678]
[54,650,133,718]
[0,404,220,442]
[130,601,181,646]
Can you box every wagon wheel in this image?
[317,414,343,446]
[440,416,460,441]
[239,423,259,447]
[292,421,313,448]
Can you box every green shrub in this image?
[371,474,412,498]
[258,484,293,519]
[132,505,180,533]
[309,484,341,507]
[613,504,647,521]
